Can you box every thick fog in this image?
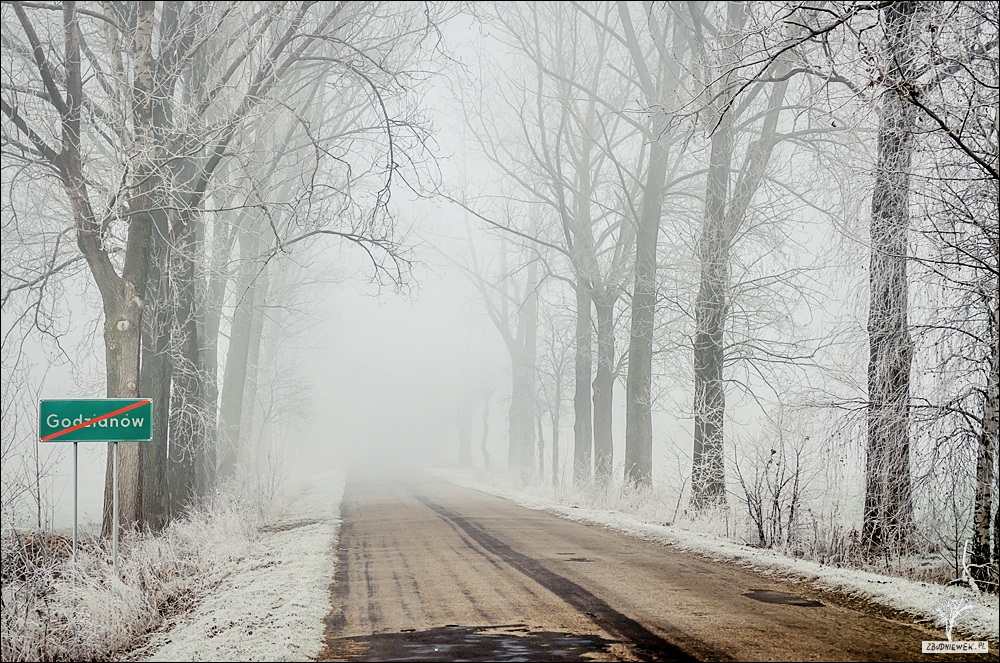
[1,1,996,590]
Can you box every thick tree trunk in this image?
[169,331,199,514]
[574,281,594,485]
[168,215,202,513]
[592,296,616,486]
[98,1,156,537]
[217,240,260,479]
[196,226,232,493]
[617,0,672,490]
[688,7,787,511]
[139,227,172,532]
[241,268,269,456]
[624,133,669,488]
[972,302,999,589]
[139,20,181,530]
[48,0,148,538]
[100,283,147,537]
[216,220,267,479]
[691,111,733,512]
[863,0,918,558]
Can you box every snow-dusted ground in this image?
[138,471,345,662]
[129,467,994,661]
[431,467,999,644]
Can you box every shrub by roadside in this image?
[0,475,278,662]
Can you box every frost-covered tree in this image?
[1,0,450,533]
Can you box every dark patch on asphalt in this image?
[322,623,624,661]
[416,494,725,663]
[742,589,825,607]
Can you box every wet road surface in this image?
[318,471,992,661]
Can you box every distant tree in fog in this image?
[453,224,540,484]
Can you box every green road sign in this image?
[39,399,152,442]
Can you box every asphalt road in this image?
[317,471,992,662]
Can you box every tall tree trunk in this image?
[592,295,616,486]
[217,230,262,480]
[972,302,999,588]
[168,212,202,514]
[195,221,233,493]
[240,268,269,453]
[97,1,156,537]
[139,217,172,532]
[509,260,539,484]
[537,414,545,481]
[691,108,733,511]
[623,130,669,488]
[178,50,217,500]
[99,282,147,536]
[863,0,919,558]
[617,0,674,490]
[552,367,563,489]
[521,260,539,484]
[138,8,181,530]
[509,354,529,474]
[457,365,473,467]
[688,4,787,510]
[481,395,492,470]
[574,280,593,485]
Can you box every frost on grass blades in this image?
[0,0,996,658]
[140,471,345,662]
[0,469,344,662]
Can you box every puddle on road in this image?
[555,552,594,563]
[742,589,825,607]
[323,623,622,661]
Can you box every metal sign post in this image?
[38,399,152,578]
[112,440,119,576]
[73,441,78,573]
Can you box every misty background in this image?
[1,0,995,595]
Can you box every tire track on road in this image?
[414,493,720,662]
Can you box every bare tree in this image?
[903,1,998,585]
[461,2,661,487]
[2,1,451,534]
[694,0,997,567]
[537,291,575,489]
[862,0,921,558]
[451,221,541,483]
[613,1,678,488]
[675,2,801,510]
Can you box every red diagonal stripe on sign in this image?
[41,399,150,441]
